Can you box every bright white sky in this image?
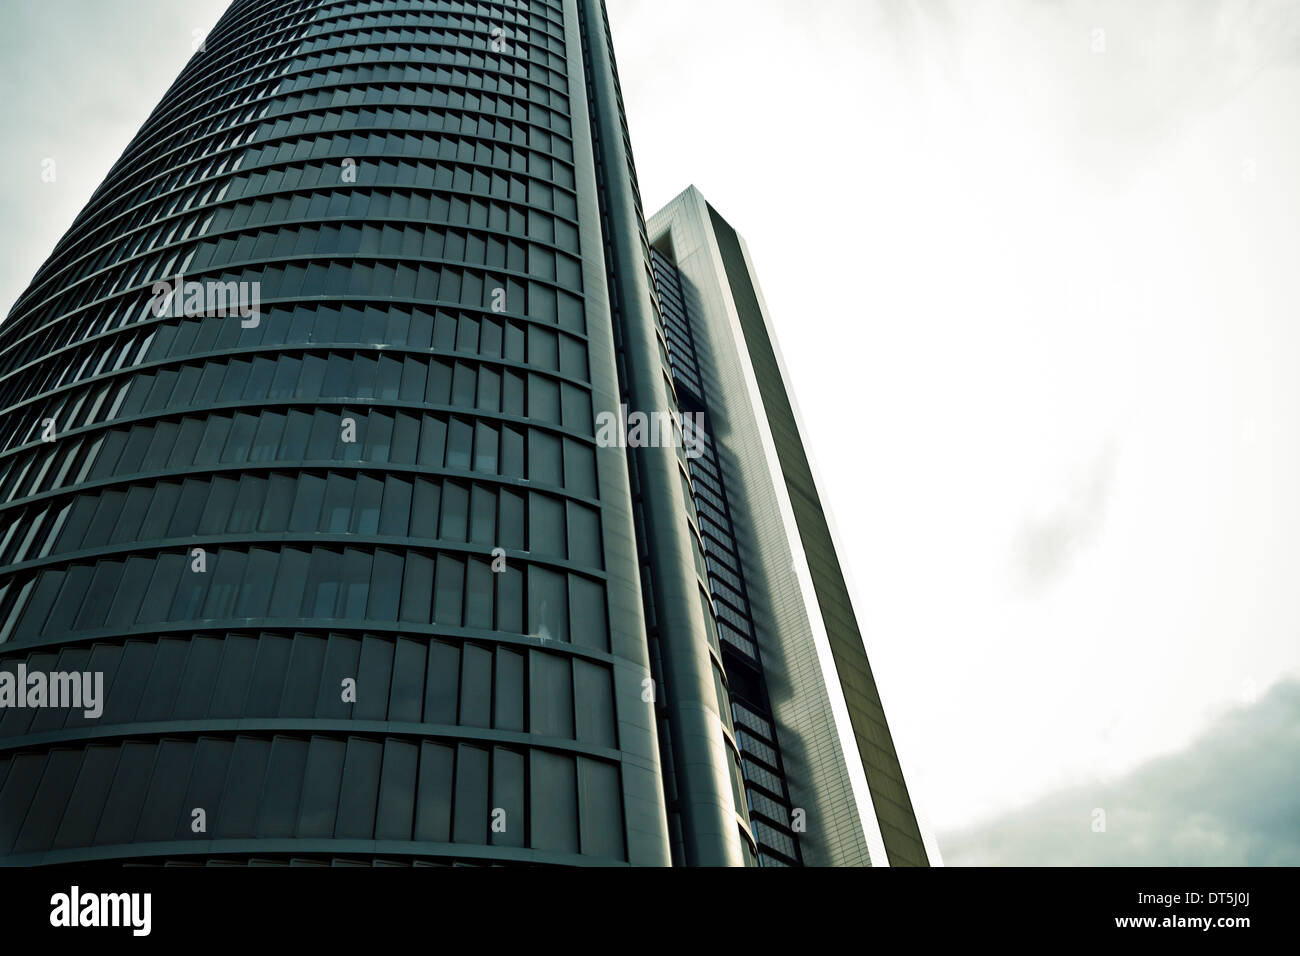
[2,0,1298,850]
[608,0,1300,839]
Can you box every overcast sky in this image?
[2,0,1298,864]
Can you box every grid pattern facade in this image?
[0,0,647,866]
[650,246,800,867]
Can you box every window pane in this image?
[452,744,489,844]
[375,739,418,841]
[530,750,578,854]
[414,742,454,843]
[335,737,382,839]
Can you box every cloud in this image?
[1012,441,1116,595]
[939,678,1300,865]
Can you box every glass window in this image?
[494,648,525,732]
[73,560,123,631]
[528,492,565,558]
[289,473,326,531]
[569,575,608,651]
[417,416,447,466]
[528,431,561,484]
[259,475,297,532]
[279,635,327,718]
[339,548,371,618]
[379,476,412,536]
[563,439,597,497]
[566,502,601,569]
[256,737,308,838]
[473,422,498,473]
[410,479,440,538]
[244,634,292,718]
[530,651,573,739]
[278,410,312,461]
[452,744,489,844]
[316,634,361,719]
[424,639,460,725]
[269,548,310,618]
[0,753,47,854]
[573,659,616,748]
[197,476,238,534]
[432,554,464,626]
[249,411,285,462]
[491,747,526,848]
[110,485,152,544]
[335,737,382,839]
[215,737,271,839]
[413,741,454,843]
[368,548,403,621]
[296,736,345,838]
[303,548,343,618]
[353,636,394,721]
[136,639,188,721]
[528,566,568,643]
[93,742,156,846]
[465,557,493,630]
[500,426,524,478]
[439,481,469,542]
[399,552,433,623]
[498,565,523,634]
[54,745,119,849]
[528,374,561,424]
[446,417,473,468]
[221,411,258,463]
[134,740,193,842]
[82,490,125,548]
[388,638,426,723]
[209,634,258,718]
[529,750,578,854]
[172,636,224,720]
[375,738,418,840]
[12,748,83,854]
[458,643,492,728]
[578,757,625,860]
[229,476,267,533]
[233,547,277,618]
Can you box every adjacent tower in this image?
[647,187,932,866]
[0,0,929,866]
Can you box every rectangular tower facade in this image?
[647,186,932,866]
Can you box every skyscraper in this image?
[0,0,928,867]
[647,187,932,867]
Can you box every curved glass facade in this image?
[0,0,672,866]
[0,0,929,869]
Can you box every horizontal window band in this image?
[0,394,601,465]
[8,237,590,355]
[1,336,595,423]
[13,163,590,331]
[0,533,609,583]
[0,619,627,669]
[0,718,624,764]
[0,458,605,518]
[3,269,596,393]
[12,199,588,337]
[117,27,573,165]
